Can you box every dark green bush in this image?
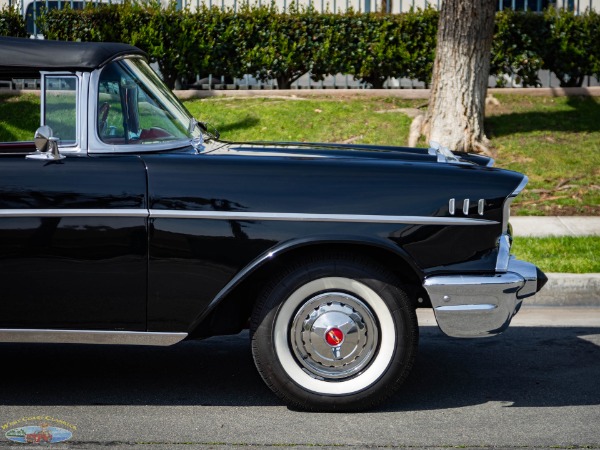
[234,4,324,89]
[190,6,243,84]
[491,10,546,87]
[39,2,124,42]
[0,5,26,37]
[542,7,595,87]
[8,4,600,89]
[588,10,600,80]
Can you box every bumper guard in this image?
[423,258,547,338]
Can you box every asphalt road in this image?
[1,307,599,450]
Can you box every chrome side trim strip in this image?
[0,329,187,346]
[149,210,498,225]
[0,209,148,218]
[0,209,499,226]
[436,304,497,311]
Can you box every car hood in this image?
[206,140,494,167]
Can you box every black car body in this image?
[0,37,546,411]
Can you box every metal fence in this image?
[173,0,600,14]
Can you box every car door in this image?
[0,73,148,331]
[0,153,148,331]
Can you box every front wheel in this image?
[250,255,418,412]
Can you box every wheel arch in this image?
[188,235,424,339]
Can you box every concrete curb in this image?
[528,273,600,306]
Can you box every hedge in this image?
[1,4,599,89]
[0,5,26,37]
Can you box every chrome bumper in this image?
[423,258,547,338]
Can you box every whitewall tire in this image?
[250,254,419,412]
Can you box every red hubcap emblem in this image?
[325,328,344,346]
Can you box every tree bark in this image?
[422,0,496,153]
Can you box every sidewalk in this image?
[509,216,599,306]
[510,216,600,237]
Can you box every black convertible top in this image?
[0,37,146,78]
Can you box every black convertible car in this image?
[0,37,546,411]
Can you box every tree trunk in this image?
[422,0,496,153]
[277,76,292,90]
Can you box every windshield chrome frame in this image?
[87,56,197,154]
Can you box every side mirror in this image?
[27,126,65,160]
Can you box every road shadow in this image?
[384,325,600,412]
[0,332,276,407]
[0,326,599,410]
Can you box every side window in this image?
[44,75,78,146]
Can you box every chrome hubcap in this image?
[290,292,378,380]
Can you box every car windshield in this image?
[97,58,200,146]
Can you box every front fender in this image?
[188,234,423,334]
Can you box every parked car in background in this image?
[0,37,546,411]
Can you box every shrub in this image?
[0,5,26,37]
[542,7,595,87]
[11,4,600,89]
[491,10,546,87]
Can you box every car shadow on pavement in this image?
[383,325,600,412]
[1,326,599,410]
[0,331,277,407]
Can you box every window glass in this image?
[97,59,195,145]
[44,75,78,145]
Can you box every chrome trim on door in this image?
[149,210,498,225]
[0,209,148,218]
[0,329,187,346]
[0,209,499,226]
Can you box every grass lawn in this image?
[2,93,598,215]
[485,95,600,216]
[511,236,600,273]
